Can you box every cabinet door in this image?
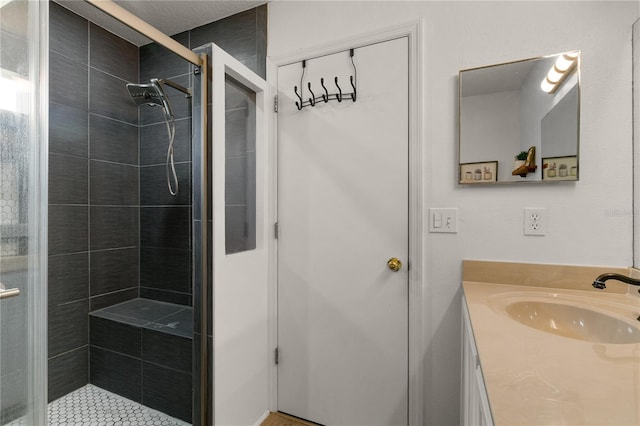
[475,365,493,426]
[461,297,493,426]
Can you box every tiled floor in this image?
[6,385,190,426]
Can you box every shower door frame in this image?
[0,0,50,424]
[81,2,210,424]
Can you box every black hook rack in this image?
[294,49,357,111]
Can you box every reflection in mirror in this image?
[633,18,639,267]
[459,51,580,184]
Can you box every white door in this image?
[210,46,270,425]
[277,37,409,426]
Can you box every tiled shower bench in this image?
[89,299,193,423]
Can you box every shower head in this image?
[126,78,174,117]
[125,77,191,197]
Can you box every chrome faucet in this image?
[592,273,640,289]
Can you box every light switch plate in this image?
[429,208,458,233]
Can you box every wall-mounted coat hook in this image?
[294,85,303,110]
[292,49,358,110]
[349,76,357,101]
[307,82,316,106]
[321,78,329,102]
[335,77,343,102]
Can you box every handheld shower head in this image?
[126,78,174,117]
[125,77,190,197]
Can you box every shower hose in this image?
[162,108,179,196]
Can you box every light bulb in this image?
[546,67,563,84]
[540,77,555,93]
[554,55,574,72]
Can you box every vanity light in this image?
[540,52,578,94]
[554,54,575,72]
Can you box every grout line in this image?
[136,49,142,306]
[141,359,193,376]
[139,161,191,168]
[89,344,142,361]
[89,112,138,127]
[140,205,192,208]
[139,286,192,297]
[49,151,89,161]
[89,158,138,167]
[50,204,140,208]
[139,116,192,128]
[87,19,92,385]
[47,344,89,361]
[88,65,137,84]
[51,297,89,307]
[49,49,88,67]
[89,246,138,252]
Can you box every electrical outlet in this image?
[524,208,546,236]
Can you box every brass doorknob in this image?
[387,257,402,272]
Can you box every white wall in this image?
[268,2,639,424]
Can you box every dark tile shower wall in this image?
[138,5,268,310]
[48,2,139,402]
[47,0,267,413]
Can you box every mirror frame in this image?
[458,52,581,185]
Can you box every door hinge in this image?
[274,95,279,113]
[274,222,279,239]
[275,347,279,365]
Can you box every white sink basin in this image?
[506,301,640,344]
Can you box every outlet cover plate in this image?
[524,207,546,236]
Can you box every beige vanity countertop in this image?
[463,261,640,426]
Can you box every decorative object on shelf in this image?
[512,146,537,177]
[542,155,578,181]
[294,49,357,110]
[513,151,528,172]
[460,161,498,184]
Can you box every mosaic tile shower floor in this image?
[7,385,190,426]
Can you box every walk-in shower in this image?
[127,78,191,196]
[42,1,207,423]
[1,0,267,424]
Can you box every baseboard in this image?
[254,410,271,426]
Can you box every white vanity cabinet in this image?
[461,297,494,426]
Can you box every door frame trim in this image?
[267,19,426,425]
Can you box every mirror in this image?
[633,18,639,267]
[459,51,580,184]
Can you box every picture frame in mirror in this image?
[542,155,577,181]
[460,161,498,184]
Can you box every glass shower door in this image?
[0,1,48,424]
